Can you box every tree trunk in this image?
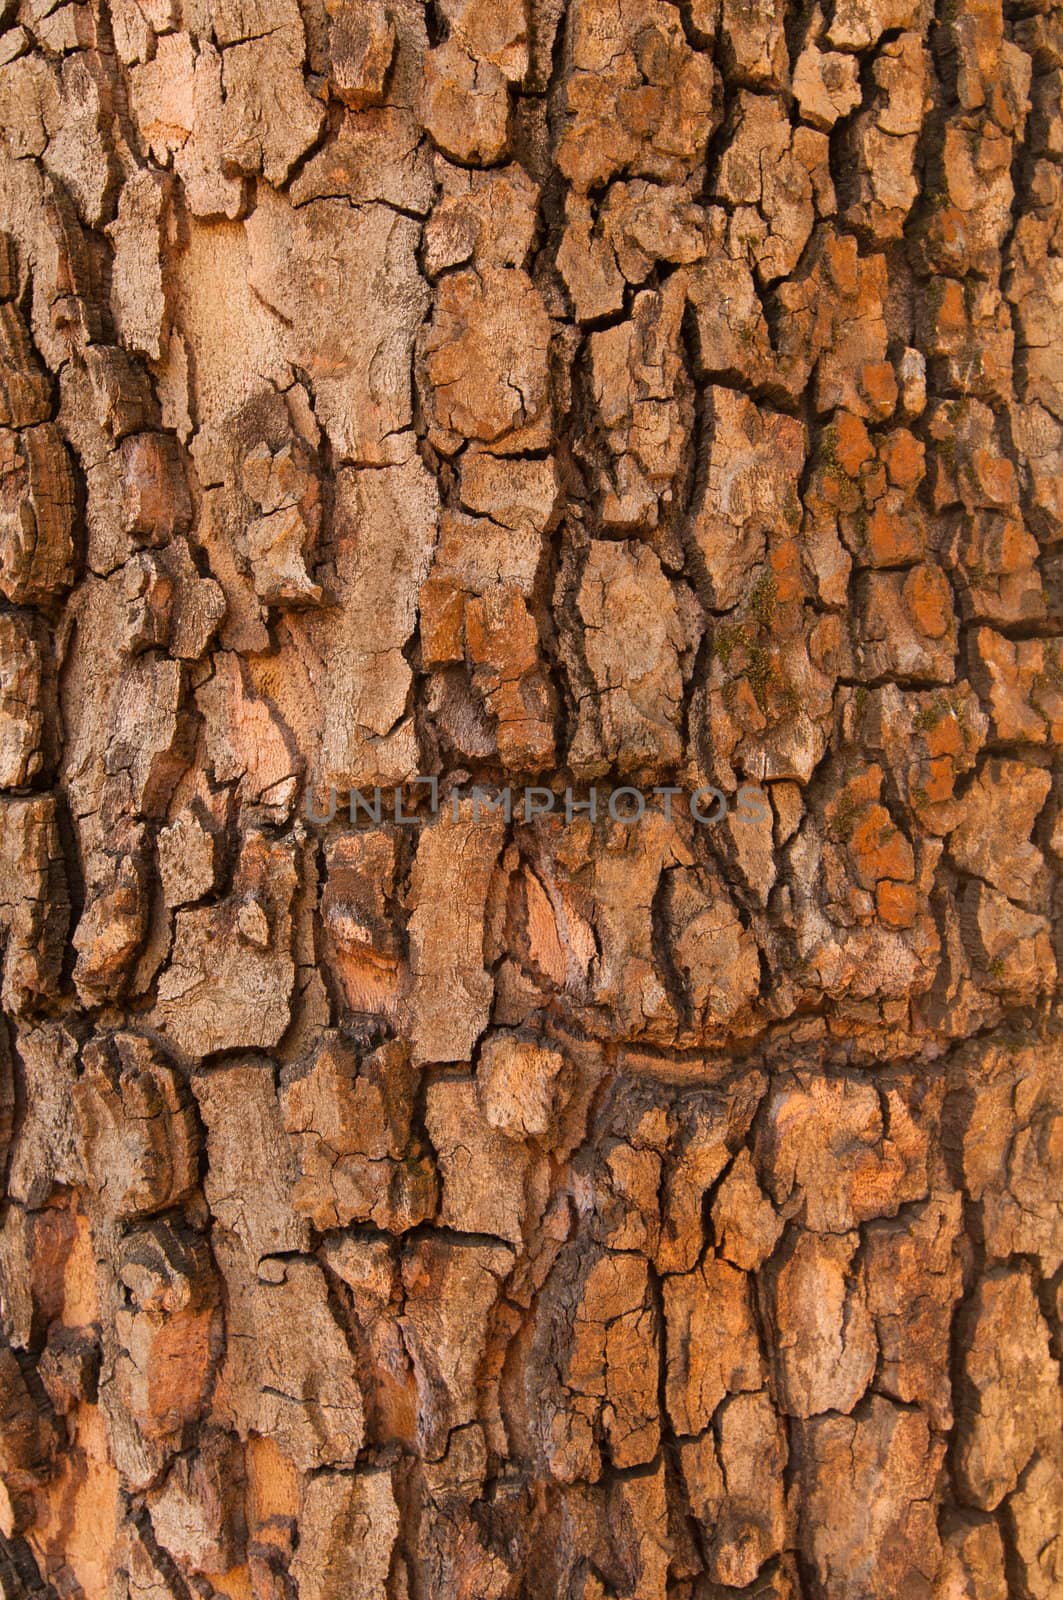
[0,0,1060,1593]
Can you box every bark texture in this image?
[0,0,1061,1593]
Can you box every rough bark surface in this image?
[0,0,1061,1594]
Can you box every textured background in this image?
[0,0,1061,1592]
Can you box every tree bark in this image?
[0,0,1060,1594]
